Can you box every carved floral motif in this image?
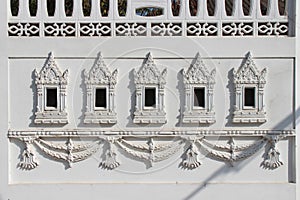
[9,132,287,171]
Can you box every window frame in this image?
[232,52,267,124]
[182,53,216,124]
[133,53,167,124]
[34,52,68,124]
[83,52,118,124]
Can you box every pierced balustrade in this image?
[8,0,292,37]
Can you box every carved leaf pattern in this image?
[234,52,266,84]
[134,53,167,85]
[85,52,117,85]
[183,53,215,84]
[35,52,68,85]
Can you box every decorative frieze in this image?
[9,133,290,171]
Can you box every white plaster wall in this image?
[1,1,298,198]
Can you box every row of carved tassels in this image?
[16,135,284,171]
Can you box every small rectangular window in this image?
[145,88,156,107]
[194,87,205,108]
[95,88,107,108]
[46,88,57,108]
[244,87,255,107]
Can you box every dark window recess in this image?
[260,0,269,15]
[46,88,57,108]
[194,87,205,107]
[244,87,255,107]
[29,0,38,16]
[145,88,156,107]
[171,0,181,16]
[47,0,55,16]
[225,0,234,16]
[95,88,107,108]
[118,0,127,16]
[207,0,215,16]
[243,0,251,16]
[83,0,91,16]
[65,0,73,16]
[100,0,109,17]
[189,0,198,16]
[278,0,287,16]
[11,0,19,16]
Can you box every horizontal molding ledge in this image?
[8,129,295,138]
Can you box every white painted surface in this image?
[1,0,298,199]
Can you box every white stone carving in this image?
[133,53,167,124]
[79,23,112,37]
[186,22,218,36]
[34,52,69,124]
[233,52,267,123]
[44,23,76,37]
[151,22,182,36]
[34,137,101,168]
[182,142,201,169]
[258,22,289,36]
[9,132,288,170]
[262,136,284,169]
[84,52,118,124]
[100,139,120,170]
[8,22,40,37]
[18,137,39,170]
[116,138,183,167]
[222,22,254,36]
[182,53,216,124]
[115,23,147,36]
[8,1,290,37]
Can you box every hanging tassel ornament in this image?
[182,142,201,169]
[100,139,120,170]
[262,136,283,169]
[18,138,39,170]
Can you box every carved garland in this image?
[11,135,285,171]
[84,52,118,124]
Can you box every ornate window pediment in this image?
[34,52,68,124]
[84,52,118,124]
[233,52,267,123]
[133,52,167,124]
[182,53,216,124]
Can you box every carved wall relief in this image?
[34,52,68,124]
[84,52,118,124]
[233,52,267,123]
[182,53,216,124]
[133,53,167,124]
